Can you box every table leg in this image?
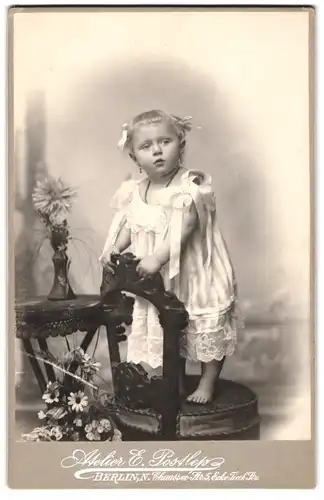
[80,327,99,354]
[38,339,56,382]
[103,323,120,401]
[160,317,180,441]
[105,323,121,364]
[22,339,46,394]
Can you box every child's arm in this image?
[101,224,131,272]
[136,203,198,276]
[113,225,132,254]
[155,202,198,265]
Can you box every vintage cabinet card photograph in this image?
[7,5,315,489]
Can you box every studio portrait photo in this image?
[8,5,315,489]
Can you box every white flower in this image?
[22,426,52,442]
[85,420,101,441]
[67,391,88,412]
[112,429,122,442]
[84,420,97,433]
[42,382,60,404]
[32,175,76,219]
[97,418,111,434]
[73,418,83,428]
[38,410,47,420]
[73,347,90,365]
[86,431,101,441]
[83,357,101,375]
[50,425,63,441]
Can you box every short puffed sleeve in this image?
[99,178,138,262]
[110,178,138,210]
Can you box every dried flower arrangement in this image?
[32,175,77,300]
[22,346,122,442]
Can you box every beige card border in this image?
[7,5,316,489]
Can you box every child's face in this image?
[131,121,181,179]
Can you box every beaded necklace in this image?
[144,166,180,203]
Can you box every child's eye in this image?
[161,138,171,145]
[140,143,150,150]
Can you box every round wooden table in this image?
[15,295,103,393]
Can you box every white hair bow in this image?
[117,123,129,151]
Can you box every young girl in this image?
[100,109,241,404]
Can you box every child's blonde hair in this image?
[118,109,192,153]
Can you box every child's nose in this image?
[152,142,162,155]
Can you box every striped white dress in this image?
[100,169,241,369]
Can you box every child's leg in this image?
[187,357,226,404]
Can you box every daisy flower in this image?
[83,357,101,375]
[42,381,60,404]
[67,391,88,412]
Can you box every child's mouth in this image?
[154,159,165,166]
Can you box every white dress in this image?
[100,169,241,369]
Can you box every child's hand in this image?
[136,254,162,278]
[101,247,119,275]
[102,259,116,275]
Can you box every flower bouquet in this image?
[21,346,122,442]
[32,175,77,301]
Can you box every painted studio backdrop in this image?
[13,10,311,439]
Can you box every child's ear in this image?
[180,139,186,150]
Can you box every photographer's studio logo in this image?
[61,448,260,483]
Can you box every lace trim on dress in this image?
[126,319,165,369]
[125,204,169,234]
[127,318,238,367]
[126,306,239,368]
[180,329,236,362]
[180,310,238,362]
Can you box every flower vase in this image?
[47,224,76,301]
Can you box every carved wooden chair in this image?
[100,253,260,441]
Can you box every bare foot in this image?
[186,358,225,404]
[186,377,215,404]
